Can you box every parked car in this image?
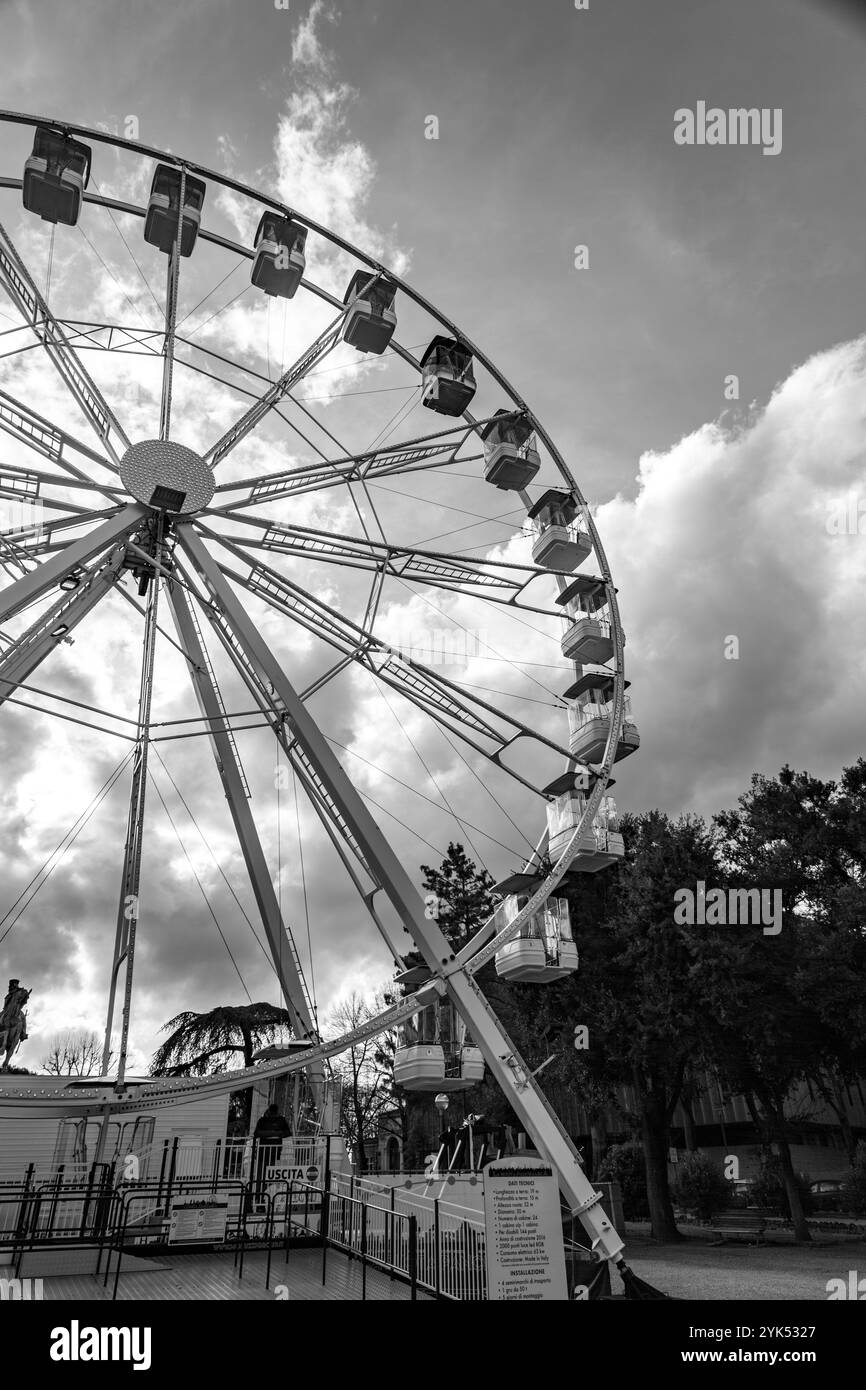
[808,1179,849,1213]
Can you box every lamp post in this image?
[434,1092,449,1173]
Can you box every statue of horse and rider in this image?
[0,979,30,1071]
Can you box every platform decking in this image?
[32,1247,431,1301]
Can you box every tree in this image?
[705,765,858,1241]
[530,810,722,1241]
[150,1002,297,1136]
[326,991,395,1171]
[150,1003,296,1076]
[420,841,496,948]
[41,1028,109,1076]
[392,844,497,1168]
[672,1152,731,1222]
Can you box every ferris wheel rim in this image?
[0,108,629,1034]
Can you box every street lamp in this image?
[433,1093,449,1175]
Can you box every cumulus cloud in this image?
[291,0,337,71]
[594,335,866,820]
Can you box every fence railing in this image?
[325,1172,487,1300]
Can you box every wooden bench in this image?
[710,1212,767,1245]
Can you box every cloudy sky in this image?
[0,0,864,1073]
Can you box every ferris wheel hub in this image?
[120,439,214,514]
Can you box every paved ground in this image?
[33,1247,430,1301]
[619,1224,866,1300]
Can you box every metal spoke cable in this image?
[45,225,56,301]
[366,670,488,871]
[183,284,251,341]
[149,742,277,979]
[90,179,164,321]
[325,733,526,859]
[390,572,561,702]
[148,765,253,1003]
[177,258,245,331]
[355,784,444,859]
[450,675,565,708]
[0,748,134,944]
[436,719,537,856]
[76,223,164,338]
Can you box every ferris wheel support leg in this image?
[165,580,323,1058]
[0,506,144,627]
[0,550,125,705]
[176,524,626,1265]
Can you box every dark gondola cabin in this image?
[23,127,91,227]
[420,336,477,416]
[251,213,307,298]
[342,270,397,354]
[144,164,206,257]
[480,410,541,490]
[557,575,615,663]
[528,489,592,571]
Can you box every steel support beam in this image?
[165,579,319,1044]
[0,549,124,703]
[0,219,131,466]
[0,505,144,626]
[176,521,624,1263]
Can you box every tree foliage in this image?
[149,1003,295,1076]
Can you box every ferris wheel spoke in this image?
[0,220,131,468]
[0,503,144,626]
[204,516,568,616]
[171,565,404,959]
[165,578,321,1043]
[0,546,126,706]
[198,534,579,794]
[175,520,473,967]
[208,420,487,512]
[0,387,127,505]
[203,301,354,470]
[7,506,127,561]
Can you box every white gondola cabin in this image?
[558,575,616,663]
[393,998,484,1092]
[420,336,477,416]
[251,212,307,298]
[23,127,91,226]
[342,270,397,354]
[564,668,640,765]
[528,489,592,571]
[144,164,206,257]
[545,784,624,871]
[479,410,540,491]
[492,873,578,983]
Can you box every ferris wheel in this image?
[0,111,638,1264]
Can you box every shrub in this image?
[843,1142,866,1215]
[672,1152,731,1221]
[750,1153,814,1217]
[597,1140,648,1221]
